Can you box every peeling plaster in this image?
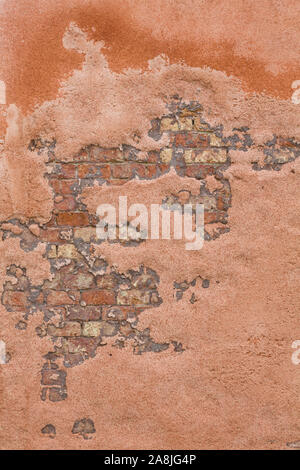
[0,6,299,451]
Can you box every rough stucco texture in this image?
[0,0,299,450]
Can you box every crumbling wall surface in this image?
[0,0,299,450]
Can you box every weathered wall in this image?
[0,0,299,449]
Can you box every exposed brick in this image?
[96,275,117,289]
[47,321,81,337]
[184,148,227,164]
[57,212,89,227]
[132,163,157,179]
[47,245,57,258]
[40,229,62,243]
[1,100,237,406]
[90,147,124,162]
[48,387,67,402]
[177,116,194,131]
[65,306,101,321]
[143,151,160,163]
[210,134,223,147]
[174,132,210,147]
[193,116,211,131]
[59,164,77,179]
[184,164,215,178]
[160,148,172,163]
[160,117,179,132]
[2,291,28,307]
[47,291,79,306]
[60,179,77,195]
[77,164,111,179]
[55,196,77,211]
[63,272,95,290]
[57,244,80,259]
[62,337,100,354]
[111,164,133,179]
[117,289,151,306]
[82,320,118,337]
[41,369,66,386]
[74,227,96,241]
[81,290,116,305]
[204,212,219,224]
[102,306,133,321]
[49,178,61,194]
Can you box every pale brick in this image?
[160,117,179,132]
[82,321,117,337]
[57,244,80,259]
[74,227,96,242]
[184,148,227,164]
[160,148,172,163]
[48,245,57,258]
[178,117,193,131]
[210,134,223,147]
[193,116,210,131]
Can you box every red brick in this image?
[55,196,77,211]
[132,163,157,179]
[59,164,77,179]
[217,195,225,211]
[204,212,218,224]
[158,163,171,174]
[49,178,61,193]
[174,133,209,147]
[135,151,159,163]
[57,212,89,226]
[81,289,116,305]
[111,164,133,179]
[47,290,79,305]
[41,369,66,386]
[185,165,215,178]
[60,179,77,195]
[77,164,111,179]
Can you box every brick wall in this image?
[1,99,299,402]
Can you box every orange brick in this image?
[57,212,89,227]
[81,290,116,305]
[2,291,28,307]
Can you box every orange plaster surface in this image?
[0,0,299,450]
